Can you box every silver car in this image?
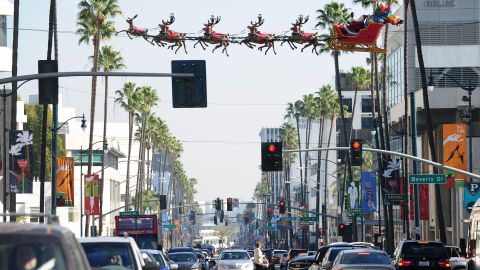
[330,249,393,270]
[217,250,254,270]
[446,245,468,270]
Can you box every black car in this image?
[392,240,451,269]
[169,247,196,254]
[287,255,315,270]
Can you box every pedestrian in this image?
[253,242,264,270]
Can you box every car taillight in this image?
[397,259,412,267]
[439,261,450,268]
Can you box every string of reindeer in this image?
[116,14,324,56]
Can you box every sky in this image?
[7,0,372,202]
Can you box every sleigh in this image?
[328,22,385,53]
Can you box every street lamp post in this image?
[1,87,12,222]
[428,73,476,183]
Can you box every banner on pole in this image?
[56,157,74,207]
[443,124,467,188]
[361,172,377,213]
[84,174,99,215]
[9,130,33,193]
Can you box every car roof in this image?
[340,248,386,255]
[79,236,134,243]
[168,252,196,255]
[222,249,248,253]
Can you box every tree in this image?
[215,224,234,248]
[115,82,140,209]
[95,45,125,235]
[345,66,371,140]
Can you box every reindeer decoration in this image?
[281,15,320,55]
[240,14,276,55]
[194,16,230,56]
[116,15,151,43]
[152,14,188,54]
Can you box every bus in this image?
[115,214,159,250]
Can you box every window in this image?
[342,98,353,112]
[361,98,372,113]
[361,118,373,129]
[30,207,39,223]
[71,150,104,166]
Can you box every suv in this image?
[392,240,451,269]
[0,222,91,270]
[445,245,468,270]
[80,236,158,270]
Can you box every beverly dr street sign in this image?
[300,216,317,224]
[385,194,406,202]
[408,174,446,184]
[162,224,176,229]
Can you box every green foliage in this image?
[316,1,351,30]
[253,175,270,200]
[76,0,122,45]
[24,104,66,181]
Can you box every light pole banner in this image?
[9,130,33,193]
[84,174,100,215]
[361,172,377,213]
[56,157,74,207]
[443,124,467,187]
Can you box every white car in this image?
[446,245,468,270]
[80,236,159,270]
[217,250,254,270]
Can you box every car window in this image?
[168,253,196,262]
[221,252,250,260]
[325,248,355,263]
[401,242,448,259]
[150,253,166,266]
[446,247,460,258]
[289,249,307,258]
[340,252,390,264]
[0,235,68,270]
[82,243,137,270]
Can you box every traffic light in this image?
[350,139,363,166]
[261,142,283,171]
[159,195,167,210]
[190,211,196,225]
[227,197,233,211]
[215,198,222,211]
[214,216,218,225]
[279,200,286,214]
[338,223,352,242]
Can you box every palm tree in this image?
[346,66,371,140]
[316,0,355,241]
[115,82,139,209]
[95,45,125,235]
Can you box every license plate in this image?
[419,261,430,267]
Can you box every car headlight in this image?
[192,263,200,269]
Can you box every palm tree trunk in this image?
[125,112,133,209]
[85,23,101,237]
[138,113,147,212]
[146,146,151,190]
[99,75,108,236]
[402,0,410,239]
[323,115,335,244]
[410,0,446,244]
[315,118,325,247]
[334,51,356,241]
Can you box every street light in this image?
[428,72,477,182]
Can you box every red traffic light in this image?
[268,144,276,152]
[351,140,361,150]
[339,223,345,230]
[227,197,232,203]
[279,200,285,206]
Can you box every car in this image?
[0,222,92,270]
[287,255,316,270]
[279,253,289,269]
[169,247,196,254]
[217,250,254,270]
[330,249,393,270]
[319,246,359,270]
[445,245,468,270]
[273,249,288,264]
[287,249,308,262]
[80,236,159,270]
[312,242,352,265]
[392,240,451,269]
[168,252,202,270]
[142,249,179,270]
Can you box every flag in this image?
[9,130,33,193]
[56,157,74,207]
[443,124,467,188]
[361,172,377,213]
[84,174,100,215]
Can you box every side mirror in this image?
[171,263,179,270]
[144,261,160,270]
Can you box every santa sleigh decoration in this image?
[328,1,402,53]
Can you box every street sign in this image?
[300,217,317,222]
[385,194,406,202]
[162,224,176,229]
[408,174,446,184]
[348,208,362,215]
[280,217,297,222]
[119,211,139,216]
[263,225,276,231]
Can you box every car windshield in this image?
[402,242,447,259]
[0,235,68,270]
[340,252,390,264]
[168,253,196,262]
[326,248,354,262]
[221,252,250,260]
[82,242,137,270]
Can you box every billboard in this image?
[56,157,74,207]
[361,172,377,213]
[84,174,100,215]
[9,130,33,193]
[443,124,467,188]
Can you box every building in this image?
[387,0,480,244]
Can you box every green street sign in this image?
[280,217,297,222]
[300,221,314,225]
[300,217,317,222]
[408,174,446,184]
[162,224,176,229]
[385,194,406,202]
[348,208,362,214]
[263,225,276,231]
[119,211,139,216]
